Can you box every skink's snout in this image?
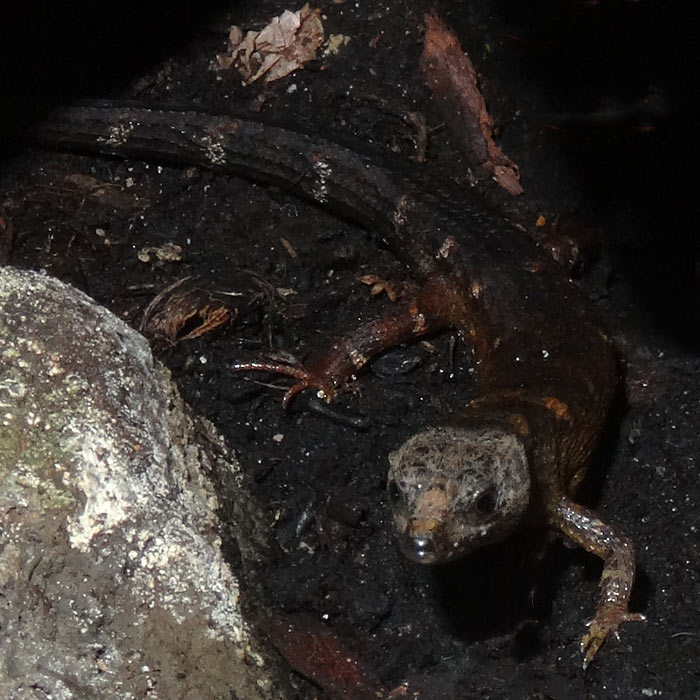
[405,535,438,563]
[400,518,442,564]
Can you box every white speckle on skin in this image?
[312,158,332,203]
[436,236,456,259]
[411,312,427,335]
[393,195,410,228]
[98,121,136,147]
[202,133,227,166]
[349,348,367,368]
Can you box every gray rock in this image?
[0,267,291,700]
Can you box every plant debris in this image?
[357,273,405,302]
[137,242,183,263]
[140,277,235,345]
[421,11,523,195]
[217,4,324,86]
[323,33,351,57]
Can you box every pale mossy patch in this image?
[0,343,90,517]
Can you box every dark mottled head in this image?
[387,424,530,564]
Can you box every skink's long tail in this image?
[31,101,439,275]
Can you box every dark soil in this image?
[2,1,699,698]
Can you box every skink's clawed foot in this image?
[231,359,339,408]
[581,605,646,669]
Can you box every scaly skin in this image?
[32,102,644,665]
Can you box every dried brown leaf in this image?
[217,4,324,85]
[140,278,235,345]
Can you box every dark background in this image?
[1,1,699,697]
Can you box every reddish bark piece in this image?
[421,11,523,195]
[260,614,387,700]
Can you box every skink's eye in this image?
[475,489,497,517]
[387,480,401,504]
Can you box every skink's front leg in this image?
[551,498,645,668]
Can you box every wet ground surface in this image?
[1,1,699,698]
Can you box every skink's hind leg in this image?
[231,359,325,408]
[551,498,645,668]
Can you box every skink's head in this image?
[387,424,530,565]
